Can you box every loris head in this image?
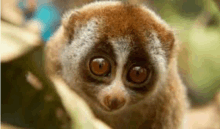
[46,1,177,113]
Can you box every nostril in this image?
[110,98,119,109]
[104,96,126,110]
[104,95,111,108]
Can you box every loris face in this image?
[55,1,175,113]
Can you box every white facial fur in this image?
[61,19,100,83]
[97,37,132,108]
[147,32,167,92]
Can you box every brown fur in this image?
[46,1,177,76]
[45,1,187,129]
[64,2,176,58]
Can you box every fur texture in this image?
[45,1,187,129]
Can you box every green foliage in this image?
[155,0,220,104]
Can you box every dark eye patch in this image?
[123,40,158,92]
[79,37,116,84]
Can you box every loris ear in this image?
[62,10,81,43]
[45,11,79,76]
[160,30,179,59]
[141,6,178,59]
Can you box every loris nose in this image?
[104,96,126,110]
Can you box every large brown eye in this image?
[129,66,148,83]
[90,58,110,76]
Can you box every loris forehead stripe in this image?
[110,37,131,68]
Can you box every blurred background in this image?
[1,0,220,128]
[147,0,220,105]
